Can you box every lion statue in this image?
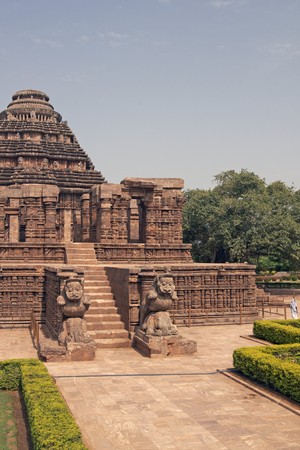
[57,278,92,345]
[140,272,178,336]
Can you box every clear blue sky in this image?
[0,0,299,190]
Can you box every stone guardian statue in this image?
[140,273,178,336]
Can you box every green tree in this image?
[183,170,300,271]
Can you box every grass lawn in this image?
[0,391,18,450]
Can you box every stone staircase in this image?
[65,243,130,348]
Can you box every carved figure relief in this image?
[17,157,24,168]
[140,272,178,336]
[42,158,49,169]
[57,278,92,344]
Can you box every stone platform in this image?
[1,325,298,449]
[133,329,197,358]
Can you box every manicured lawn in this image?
[0,391,18,450]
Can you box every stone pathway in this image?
[0,325,299,449]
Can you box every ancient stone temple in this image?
[0,89,259,357]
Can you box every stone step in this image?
[83,280,107,286]
[88,300,118,314]
[85,284,108,290]
[67,252,97,258]
[87,306,118,314]
[89,329,129,339]
[66,250,95,253]
[84,286,112,298]
[85,275,106,278]
[84,276,108,283]
[65,243,95,246]
[67,259,97,264]
[84,271,109,284]
[84,273,106,278]
[94,338,131,348]
[87,321,125,330]
[90,300,115,307]
[85,313,121,322]
[88,292,114,300]
[65,250,95,254]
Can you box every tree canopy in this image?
[183,170,300,272]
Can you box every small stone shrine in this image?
[0,89,259,360]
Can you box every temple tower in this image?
[0,90,105,243]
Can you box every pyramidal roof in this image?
[0,89,105,190]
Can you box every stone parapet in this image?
[104,263,258,335]
[0,244,65,262]
[95,244,192,263]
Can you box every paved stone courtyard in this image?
[0,325,299,449]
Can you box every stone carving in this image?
[57,278,92,345]
[133,271,197,357]
[42,158,49,169]
[140,272,178,336]
[17,157,24,167]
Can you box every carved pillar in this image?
[129,199,140,242]
[6,199,20,243]
[144,198,160,245]
[114,196,130,243]
[0,187,22,243]
[80,193,90,242]
[63,209,73,243]
[128,269,141,334]
[44,198,57,242]
[97,199,112,243]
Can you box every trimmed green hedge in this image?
[253,319,300,344]
[233,344,300,403]
[0,359,88,450]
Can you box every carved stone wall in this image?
[140,265,258,326]
[105,267,132,331]
[0,267,44,327]
[105,263,258,335]
[95,244,192,263]
[0,244,65,262]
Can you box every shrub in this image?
[0,358,40,390]
[0,359,88,450]
[233,344,300,403]
[253,319,300,344]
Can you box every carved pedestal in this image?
[39,321,96,362]
[65,341,96,362]
[133,328,197,358]
[59,317,96,361]
[39,333,67,362]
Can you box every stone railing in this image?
[0,244,65,262]
[105,263,258,335]
[95,244,193,264]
